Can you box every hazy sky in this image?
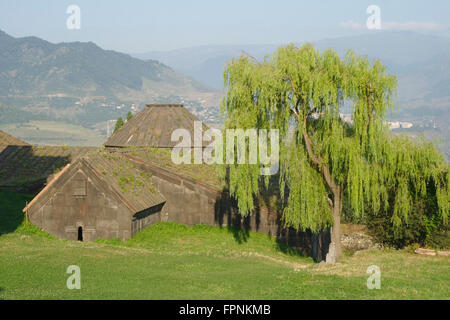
[1,0,449,52]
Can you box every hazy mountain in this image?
[133,32,450,113]
[0,30,448,154]
[133,31,450,158]
[0,30,221,127]
[314,32,450,67]
[133,44,279,89]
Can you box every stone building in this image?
[23,151,165,241]
[20,104,329,260]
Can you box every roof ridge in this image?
[146,104,183,107]
[23,163,71,212]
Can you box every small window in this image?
[73,180,86,196]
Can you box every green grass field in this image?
[0,190,448,300]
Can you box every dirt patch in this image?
[240,251,311,271]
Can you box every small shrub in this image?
[16,219,55,239]
[366,194,449,249]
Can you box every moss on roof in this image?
[81,150,166,212]
[119,146,226,190]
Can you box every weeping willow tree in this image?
[221,44,449,263]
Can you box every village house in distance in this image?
[6,104,329,260]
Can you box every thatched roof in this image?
[23,150,165,214]
[104,104,210,148]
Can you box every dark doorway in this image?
[78,227,83,241]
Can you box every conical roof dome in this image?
[104,104,210,148]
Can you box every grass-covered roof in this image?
[0,145,95,187]
[82,150,166,213]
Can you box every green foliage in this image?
[280,143,333,232]
[367,199,449,249]
[0,190,33,235]
[113,117,124,133]
[0,189,54,238]
[117,171,150,195]
[15,219,56,239]
[126,111,133,121]
[221,44,448,241]
[364,136,449,248]
[425,228,450,249]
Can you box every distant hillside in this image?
[133,32,450,115]
[133,44,279,90]
[134,32,450,158]
[0,30,221,128]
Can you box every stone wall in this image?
[126,154,330,261]
[131,203,165,236]
[28,162,134,241]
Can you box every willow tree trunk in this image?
[326,189,342,263]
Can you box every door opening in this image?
[78,226,83,241]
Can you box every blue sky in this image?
[0,0,449,52]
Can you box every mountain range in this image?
[133,31,450,158]
[0,30,221,127]
[0,29,448,157]
[133,31,450,117]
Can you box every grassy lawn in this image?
[0,190,449,300]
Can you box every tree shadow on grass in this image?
[226,225,250,244]
[0,189,35,235]
[213,189,330,261]
[275,228,331,262]
[0,145,73,235]
[213,188,252,244]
